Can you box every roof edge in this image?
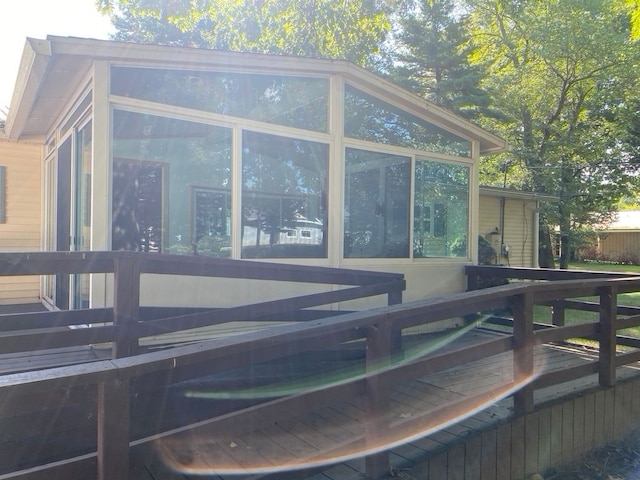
[4,38,52,139]
[479,186,558,202]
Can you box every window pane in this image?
[112,110,232,256]
[111,66,328,132]
[242,131,328,258]
[344,85,471,157]
[414,158,469,258]
[242,131,329,258]
[344,148,410,258]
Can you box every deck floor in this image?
[3,317,640,480]
[129,331,640,480]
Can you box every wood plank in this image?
[510,416,525,480]
[633,379,640,431]
[428,451,447,480]
[480,429,497,480]
[495,423,511,480]
[593,390,606,449]
[583,392,595,452]
[447,442,465,480]
[524,412,538,477]
[603,388,615,443]
[464,435,481,480]
[561,401,574,466]
[537,407,551,472]
[573,396,585,462]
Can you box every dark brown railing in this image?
[2,258,640,479]
[0,251,405,360]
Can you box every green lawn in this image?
[536,262,640,338]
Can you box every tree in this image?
[97,0,394,66]
[389,0,492,120]
[465,0,640,268]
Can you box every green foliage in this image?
[97,0,394,65]
[389,0,491,119]
[463,0,640,268]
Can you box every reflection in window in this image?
[344,85,471,157]
[242,131,328,258]
[111,110,232,255]
[112,159,165,252]
[192,188,231,257]
[344,148,410,258]
[111,67,329,132]
[414,158,469,258]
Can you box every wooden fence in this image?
[1,258,640,479]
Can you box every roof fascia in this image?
[479,186,558,202]
[4,38,52,139]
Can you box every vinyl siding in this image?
[479,194,537,268]
[597,232,640,261]
[0,139,42,304]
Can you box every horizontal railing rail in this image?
[0,251,405,360]
[2,260,640,479]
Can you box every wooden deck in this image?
[118,330,640,480]
[4,258,640,480]
[2,325,640,479]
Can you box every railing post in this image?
[113,254,141,358]
[599,285,617,388]
[97,377,130,480]
[365,319,392,479]
[551,300,565,326]
[467,268,479,291]
[388,288,402,351]
[513,292,535,415]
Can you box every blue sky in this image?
[1,0,113,110]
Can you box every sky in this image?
[1,0,114,111]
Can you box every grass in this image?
[536,261,640,339]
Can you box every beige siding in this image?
[597,231,640,261]
[479,194,538,268]
[0,139,42,304]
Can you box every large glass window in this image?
[111,110,232,256]
[344,85,471,157]
[414,158,469,258]
[241,131,328,258]
[344,148,410,258]
[111,67,329,132]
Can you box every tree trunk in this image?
[538,224,555,268]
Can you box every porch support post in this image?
[364,318,392,479]
[513,291,535,415]
[97,377,130,480]
[599,285,617,388]
[113,254,141,358]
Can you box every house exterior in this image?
[2,35,509,310]
[479,186,557,268]
[0,137,41,304]
[589,210,640,263]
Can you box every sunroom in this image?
[4,36,507,310]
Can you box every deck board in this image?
[143,331,616,479]
[3,326,639,479]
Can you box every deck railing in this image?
[0,251,405,359]
[2,259,640,479]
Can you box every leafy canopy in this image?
[97,0,394,65]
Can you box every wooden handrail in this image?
[3,260,640,478]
